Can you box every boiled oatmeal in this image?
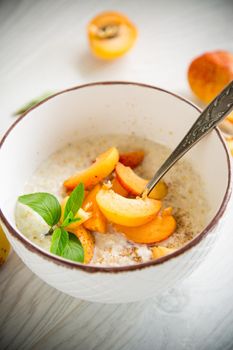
[15,134,209,266]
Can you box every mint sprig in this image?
[64,183,85,219]
[18,192,61,227]
[61,183,85,227]
[50,227,69,256]
[61,211,81,228]
[18,184,85,263]
[61,233,84,262]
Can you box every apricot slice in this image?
[227,112,233,124]
[111,177,128,197]
[70,225,95,264]
[87,11,137,60]
[96,188,161,227]
[60,196,91,230]
[115,162,168,199]
[151,246,175,259]
[188,50,233,103]
[82,184,107,233]
[115,209,176,244]
[64,147,119,191]
[119,150,144,168]
[226,136,233,156]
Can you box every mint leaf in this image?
[61,233,84,263]
[13,92,54,116]
[50,227,69,255]
[61,211,81,227]
[64,183,84,220]
[18,192,61,227]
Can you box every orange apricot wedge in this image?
[60,196,91,230]
[87,11,137,60]
[115,162,168,200]
[114,209,176,244]
[111,177,128,197]
[226,136,233,156]
[227,112,233,124]
[64,147,119,191]
[82,184,107,233]
[70,225,95,264]
[96,188,161,227]
[119,150,144,168]
[151,246,175,259]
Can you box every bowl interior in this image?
[0,83,230,238]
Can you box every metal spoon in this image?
[143,81,233,197]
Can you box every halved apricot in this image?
[87,11,137,60]
[151,246,175,259]
[64,147,119,191]
[114,209,176,244]
[119,150,144,168]
[70,225,95,264]
[188,50,233,103]
[82,184,107,233]
[96,188,161,227]
[111,177,128,197]
[115,162,168,199]
[60,196,91,230]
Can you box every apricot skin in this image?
[226,137,233,157]
[227,113,233,124]
[82,184,107,233]
[119,151,144,168]
[70,225,95,264]
[115,162,167,200]
[188,50,233,103]
[115,210,176,244]
[96,188,161,227]
[111,177,128,197]
[63,147,119,191]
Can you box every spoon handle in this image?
[144,80,233,196]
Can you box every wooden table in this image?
[1,1,233,349]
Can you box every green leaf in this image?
[13,92,54,116]
[50,227,69,255]
[61,211,81,227]
[18,192,61,227]
[61,233,84,263]
[64,183,85,221]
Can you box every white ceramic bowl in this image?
[0,82,232,303]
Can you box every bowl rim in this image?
[0,81,232,273]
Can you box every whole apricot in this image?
[188,50,233,103]
[0,225,11,265]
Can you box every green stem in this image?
[45,227,54,236]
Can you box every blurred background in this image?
[1,0,233,133]
[0,1,233,349]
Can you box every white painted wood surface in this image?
[0,0,233,349]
